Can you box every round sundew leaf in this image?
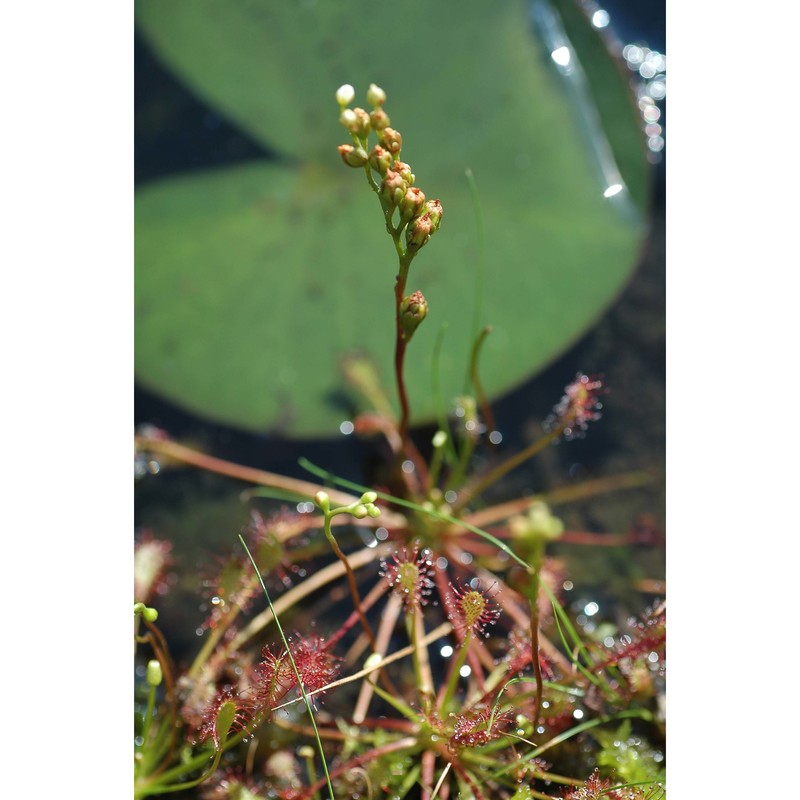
[134,0,650,435]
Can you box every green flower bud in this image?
[432,430,448,448]
[339,107,357,130]
[352,107,372,137]
[368,145,393,175]
[339,107,371,137]
[367,504,381,518]
[338,144,369,167]
[400,291,428,339]
[509,501,564,542]
[369,107,391,132]
[392,160,415,185]
[146,659,163,687]
[424,199,443,233]
[143,606,159,623]
[352,504,369,519]
[399,186,426,224]
[361,491,378,504]
[406,213,433,250]
[314,491,330,512]
[379,126,402,155]
[380,170,408,210]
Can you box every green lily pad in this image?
[135,0,648,436]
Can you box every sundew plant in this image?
[134,84,666,800]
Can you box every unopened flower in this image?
[338,144,369,167]
[406,212,433,249]
[366,83,387,107]
[399,186,426,224]
[380,169,408,209]
[544,373,605,440]
[335,83,355,107]
[369,107,391,131]
[400,291,428,340]
[380,126,402,155]
[380,545,435,611]
[392,160,415,185]
[339,106,371,137]
[423,199,443,232]
[446,579,501,637]
[509,500,564,543]
[368,145,393,175]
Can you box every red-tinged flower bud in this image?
[340,107,371,137]
[406,212,433,249]
[370,107,391,132]
[367,83,387,107]
[400,291,428,339]
[380,126,402,155]
[338,144,369,167]
[424,199,443,233]
[392,160,415,185]
[399,186,426,224]
[369,145,393,175]
[352,107,372,137]
[381,169,408,209]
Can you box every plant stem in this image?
[452,426,564,513]
[323,513,377,653]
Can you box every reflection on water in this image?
[581,0,667,163]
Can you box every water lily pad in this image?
[135,0,648,436]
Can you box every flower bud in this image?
[399,186,426,224]
[146,659,163,687]
[352,504,369,519]
[380,170,408,210]
[424,199,443,233]
[392,160,415,185]
[339,107,357,130]
[360,491,378,504]
[339,107,371,138]
[509,501,564,542]
[369,107,391,132]
[406,213,433,250]
[368,145,393,176]
[338,144,369,167]
[400,291,428,339]
[379,126,402,155]
[336,83,355,107]
[367,83,387,107]
[314,491,330,512]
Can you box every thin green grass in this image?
[239,535,336,800]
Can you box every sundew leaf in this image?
[135,0,649,436]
